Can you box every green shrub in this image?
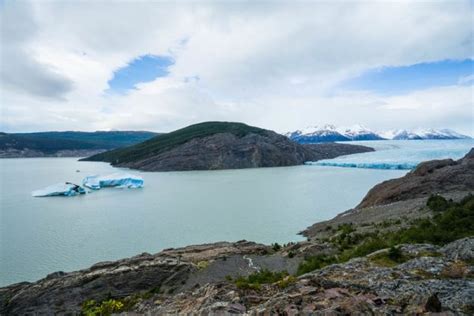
[427,195,449,212]
[392,195,474,245]
[272,243,282,252]
[82,299,124,316]
[342,236,389,260]
[297,255,337,275]
[388,246,403,262]
[234,269,289,290]
[298,195,474,274]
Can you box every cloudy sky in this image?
[1,0,473,135]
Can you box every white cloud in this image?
[0,0,472,135]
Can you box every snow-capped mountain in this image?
[285,124,350,143]
[286,125,471,143]
[380,128,471,140]
[335,124,384,141]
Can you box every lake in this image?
[1,139,472,286]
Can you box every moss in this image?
[196,260,209,270]
[417,251,443,258]
[440,261,470,279]
[412,269,436,280]
[277,275,297,289]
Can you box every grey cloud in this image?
[0,1,73,99]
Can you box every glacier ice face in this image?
[82,173,143,190]
[306,161,418,170]
[32,183,86,197]
[307,139,474,170]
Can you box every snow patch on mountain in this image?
[287,125,470,143]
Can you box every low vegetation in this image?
[82,299,126,315]
[297,194,474,275]
[233,269,291,290]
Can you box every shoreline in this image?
[1,148,472,314]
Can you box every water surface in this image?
[0,158,406,285]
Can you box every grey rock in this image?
[358,148,474,208]
[441,237,474,261]
[86,128,373,172]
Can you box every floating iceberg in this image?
[32,183,86,197]
[82,173,144,190]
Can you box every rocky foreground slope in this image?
[1,149,473,315]
[82,122,373,171]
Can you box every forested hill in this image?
[0,131,158,158]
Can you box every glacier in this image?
[307,139,474,170]
[82,173,144,190]
[308,161,418,170]
[32,183,86,197]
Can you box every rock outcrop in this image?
[2,238,472,315]
[0,241,269,315]
[136,240,474,315]
[357,148,474,208]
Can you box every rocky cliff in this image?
[358,148,474,208]
[82,121,373,171]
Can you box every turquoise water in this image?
[0,139,472,286]
[0,159,405,286]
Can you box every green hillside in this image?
[83,121,268,164]
[12,131,157,149]
[0,131,158,154]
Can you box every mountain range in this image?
[286,124,471,143]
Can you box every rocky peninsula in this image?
[1,149,473,315]
[82,122,374,171]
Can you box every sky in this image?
[0,1,473,135]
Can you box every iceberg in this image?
[82,173,144,190]
[32,182,86,197]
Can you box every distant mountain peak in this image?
[286,125,470,143]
